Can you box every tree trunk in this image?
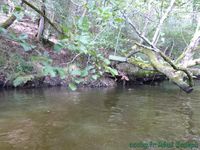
[0,1,24,29]
[0,14,16,29]
[36,0,45,41]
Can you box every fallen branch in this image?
[120,11,194,89]
[135,45,193,93]
[109,0,196,92]
[135,42,194,87]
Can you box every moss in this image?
[134,70,159,78]
[127,57,153,70]
[0,14,16,29]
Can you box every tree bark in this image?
[0,14,16,29]
[0,1,24,29]
[36,0,45,41]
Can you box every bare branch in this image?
[186,58,200,67]
[152,0,176,46]
[176,19,200,66]
[121,12,157,51]
[140,0,154,43]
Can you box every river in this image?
[0,81,200,150]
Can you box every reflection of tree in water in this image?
[181,101,194,135]
[180,98,200,144]
[104,95,119,110]
[0,88,46,104]
[103,89,126,126]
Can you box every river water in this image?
[0,82,200,150]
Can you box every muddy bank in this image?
[0,73,166,90]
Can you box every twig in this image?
[67,53,82,65]
[181,27,188,46]
[152,0,176,46]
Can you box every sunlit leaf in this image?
[92,74,99,80]
[13,75,34,87]
[70,70,81,76]
[78,17,90,31]
[69,83,77,91]
[106,66,118,76]
[81,69,89,77]
[43,66,56,77]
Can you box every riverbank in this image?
[0,15,169,90]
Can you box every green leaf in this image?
[79,45,87,53]
[0,27,7,34]
[79,35,90,44]
[81,69,89,77]
[74,78,84,84]
[2,5,9,13]
[54,43,63,52]
[106,67,118,76]
[86,65,94,71]
[103,59,110,65]
[19,34,28,40]
[114,18,124,23]
[61,25,69,33]
[13,75,34,87]
[78,17,90,31]
[20,42,33,51]
[92,74,99,80]
[15,6,22,12]
[70,70,81,76]
[69,83,77,91]
[56,68,66,79]
[91,69,96,73]
[43,66,56,77]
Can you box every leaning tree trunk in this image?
[0,1,24,29]
[36,0,45,41]
[108,0,200,93]
[0,14,16,29]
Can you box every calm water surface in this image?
[0,82,200,150]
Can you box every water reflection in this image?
[0,83,199,149]
[103,89,125,126]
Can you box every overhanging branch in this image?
[135,42,194,87]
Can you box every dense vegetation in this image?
[0,0,199,92]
